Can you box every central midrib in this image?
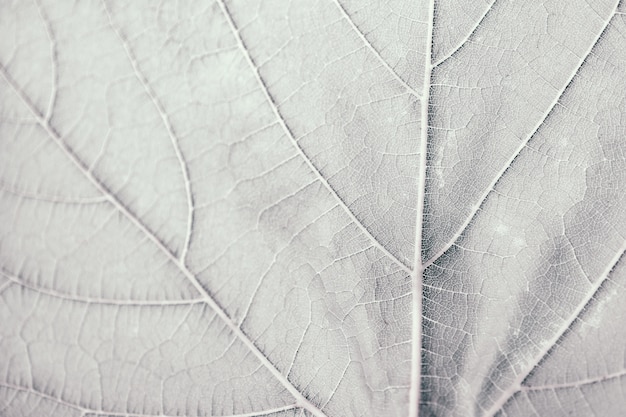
[409,0,436,416]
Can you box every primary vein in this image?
[409,0,435,416]
[422,1,619,271]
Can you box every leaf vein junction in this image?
[102,0,195,263]
[0,59,328,417]
[422,3,620,271]
[215,0,412,276]
[332,0,422,97]
[483,240,626,417]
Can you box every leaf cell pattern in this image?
[1,0,626,416]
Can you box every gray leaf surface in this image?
[1,0,625,416]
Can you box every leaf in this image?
[1,0,625,416]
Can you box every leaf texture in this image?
[1,0,625,416]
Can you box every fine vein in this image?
[0,62,327,417]
[409,0,435,415]
[102,0,195,264]
[520,369,626,392]
[431,0,497,68]
[0,181,108,205]
[0,269,204,306]
[332,0,422,98]
[215,0,412,276]
[33,0,58,122]
[483,242,626,417]
[423,3,618,270]
[0,382,298,417]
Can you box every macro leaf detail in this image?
[1,0,626,416]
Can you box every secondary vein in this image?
[422,1,619,271]
[0,382,298,417]
[0,59,327,417]
[213,0,412,276]
[483,242,626,417]
[102,0,195,264]
[331,0,422,98]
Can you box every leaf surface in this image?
[1,0,626,416]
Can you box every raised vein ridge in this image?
[423,1,620,271]
[215,0,413,275]
[409,0,435,415]
[483,241,626,417]
[0,59,328,417]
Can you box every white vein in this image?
[483,240,626,417]
[320,361,351,410]
[521,369,626,392]
[241,195,333,327]
[0,382,298,417]
[431,0,497,68]
[102,0,195,264]
[33,0,57,122]
[409,0,435,415]
[423,3,619,271]
[0,269,203,306]
[0,61,327,417]
[0,181,108,205]
[332,0,422,98]
[214,0,412,276]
